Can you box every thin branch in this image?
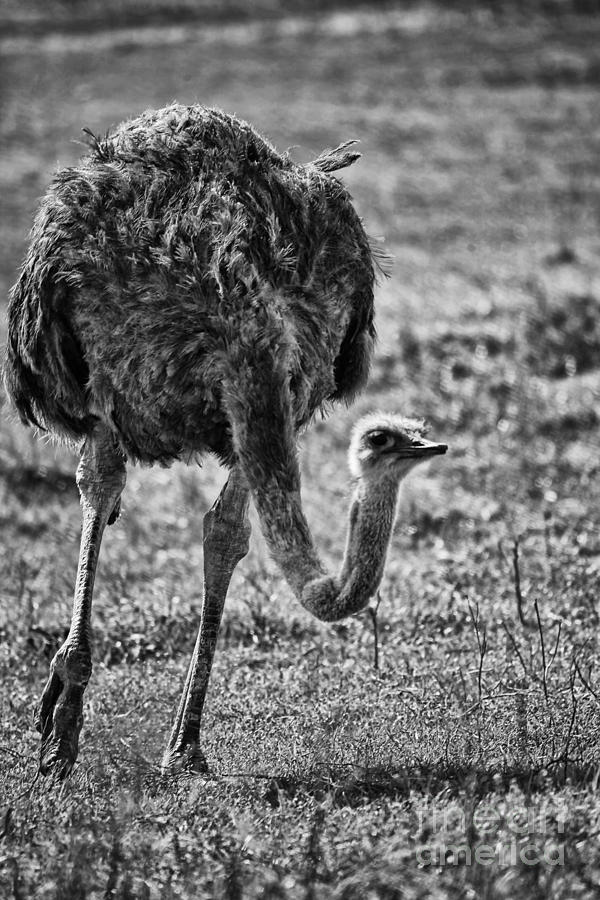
[500,620,529,678]
[469,602,488,705]
[573,657,600,703]
[0,746,31,760]
[548,620,562,668]
[533,597,549,703]
[512,538,529,627]
[562,666,579,781]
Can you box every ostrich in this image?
[3,104,447,778]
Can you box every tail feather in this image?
[311,140,361,174]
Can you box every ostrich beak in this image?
[396,439,448,459]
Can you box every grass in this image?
[2,3,600,897]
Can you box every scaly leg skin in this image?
[36,427,126,779]
[162,466,251,774]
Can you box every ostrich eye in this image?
[367,431,394,449]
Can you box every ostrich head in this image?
[300,412,448,621]
[348,413,447,480]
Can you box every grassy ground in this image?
[2,4,600,898]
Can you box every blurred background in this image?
[2,0,600,556]
[2,2,600,896]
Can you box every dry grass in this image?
[2,4,600,898]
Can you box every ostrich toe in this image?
[161,740,209,776]
[35,645,91,778]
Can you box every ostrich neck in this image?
[252,473,402,622]
[222,363,401,623]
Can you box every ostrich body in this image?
[4,104,446,778]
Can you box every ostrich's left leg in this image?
[162,466,251,774]
[36,427,126,778]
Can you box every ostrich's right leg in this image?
[36,427,126,778]
[162,466,251,774]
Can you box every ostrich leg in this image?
[162,466,251,774]
[36,427,126,778]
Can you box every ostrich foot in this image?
[35,645,91,778]
[161,740,209,776]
